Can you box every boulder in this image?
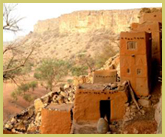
[15,121,26,131]
[138,98,151,108]
[5,123,13,130]
[97,118,109,134]
[64,84,70,89]
[34,98,44,113]
[60,91,67,97]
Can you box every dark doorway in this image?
[99,100,111,124]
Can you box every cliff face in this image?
[10,9,141,62]
[34,9,140,34]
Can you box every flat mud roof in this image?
[46,103,73,111]
[78,83,123,90]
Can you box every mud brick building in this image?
[93,69,117,84]
[40,103,73,134]
[120,31,152,96]
[120,11,162,96]
[139,11,162,24]
[131,21,162,65]
[73,83,128,123]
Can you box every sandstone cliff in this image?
[11,9,141,63]
[34,9,140,34]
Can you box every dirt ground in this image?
[3,82,48,124]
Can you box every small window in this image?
[137,69,142,75]
[127,68,130,74]
[127,41,137,50]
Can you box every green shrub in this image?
[71,66,88,76]
[67,79,73,84]
[10,91,18,101]
[23,94,34,103]
[15,89,22,96]
[29,81,38,91]
[34,58,70,91]
[21,62,33,74]
[18,83,30,93]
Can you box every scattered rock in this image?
[11,118,17,124]
[138,98,151,108]
[123,130,128,134]
[34,98,44,113]
[64,84,70,89]
[5,123,13,130]
[140,110,145,115]
[131,108,138,113]
[124,103,129,107]
[15,121,26,131]
[60,91,67,97]
[155,96,162,134]
[133,128,139,134]
[130,104,136,109]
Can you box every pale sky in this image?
[3,3,162,42]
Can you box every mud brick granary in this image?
[120,11,162,97]
[120,31,152,96]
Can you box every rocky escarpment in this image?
[34,9,140,34]
[14,9,141,62]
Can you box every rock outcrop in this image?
[34,10,140,34]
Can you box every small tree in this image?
[71,66,88,76]
[34,58,69,91]
[10,91,18,101]
[18,83,30,94]
[29,81,38,91]
[14,88,22,96]
[3,3,34,84]
[75,52,95,73]
[10,82,37,102]
[23,94,34,103]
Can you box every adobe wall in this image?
[93,69,117,84]
[73,83,128,123]
[139,12,162,24]
[40,103,73,134]
[131,22,162,64]
[120,31,151,96]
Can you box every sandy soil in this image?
[3,82,48,123]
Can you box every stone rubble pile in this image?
[73,74,93,86]
[123,103,140,123]
[4,84,76,134]
[123,95,153,124]
[155,96,162,134]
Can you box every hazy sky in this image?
[3,3,162,42]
